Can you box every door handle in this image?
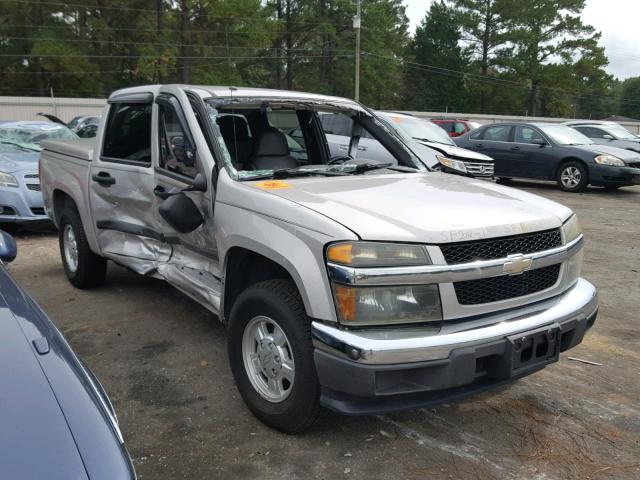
[153,185,172,200]
[510,146,520,151]
[91,172,115,186]
[475,143,483,148]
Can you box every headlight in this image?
[332,283,442,326]
[561,214,582,243]
[327,242,430,267]
[0,172,19,188]
[594,154,625,167]
[437,155,467,174]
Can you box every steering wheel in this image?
[328,156,352,165]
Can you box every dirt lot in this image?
[6,180,640,480]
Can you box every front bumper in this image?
[589,164,640,186]
[312,278,597,415]
[0,174,48,223]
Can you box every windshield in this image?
[205,100,425,181]
[538,125,593,146]
[0,122,78,151]
[378,113,454,145]
[603,124,638,140]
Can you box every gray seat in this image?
[250,127,298,171]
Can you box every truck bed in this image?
[40,138,96,161]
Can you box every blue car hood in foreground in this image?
[0,151,40,173]
[0,293,88,479]
[0,267,135,480]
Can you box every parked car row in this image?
[454,122,640,192]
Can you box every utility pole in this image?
[353,0,361,102]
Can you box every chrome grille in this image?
[454,264,561,305]
[464,162,494,177]
[27,184,41,191]
[24,173,39,179]
[440,229,562,265]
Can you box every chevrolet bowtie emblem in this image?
[503,254,533,275]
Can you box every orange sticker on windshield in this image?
[254,180,291,190]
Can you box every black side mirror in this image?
[532,138,547,146]
[0,230,18,263]
[159,193,204,233]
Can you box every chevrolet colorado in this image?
[40,85,598,433]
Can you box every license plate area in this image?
[507,324,560,375]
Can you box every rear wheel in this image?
[227,279,320,434]
[557,162,588,192]
[58,207,107,289]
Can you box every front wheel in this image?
[58,207,107,289]
[227,279,320,434]
[557,162,588,192]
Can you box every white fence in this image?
[2,96,639,134]
[0,96,106,122]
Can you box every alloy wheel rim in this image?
[561,166,581,188]
[242,315,295,403]
[63,224,79,273]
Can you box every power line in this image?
[0,52,354,59]
[1,0,354,27]
[2,36,354,54]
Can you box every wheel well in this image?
[556,158,588,180]
[52,190,77,225]
[223,247,294,322]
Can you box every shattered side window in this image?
[206,105,238,178]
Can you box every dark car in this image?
[564,120,640,153]
[431,119,482,137]
[0,230,136,479]
[454,122,640,192]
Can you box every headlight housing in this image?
[436,155,467,174]
[332,283,442,326]
[594,154,625,167]
[327,241,430,267]
[0,172,19,188]
[326,242,442,326]
[561,214,582,243]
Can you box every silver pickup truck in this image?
[40,85,598,433]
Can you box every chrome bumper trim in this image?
[312,278,597,364]
[327,234,583,286]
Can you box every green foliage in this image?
[618,78,640,120]
[405,1,467,112]
[0,0,628,119]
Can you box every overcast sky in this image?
[402,0,640,80]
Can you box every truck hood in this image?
[0,301,88,479]
[415,140,494,162]
[249,173,572,243]
[570,143,640,161]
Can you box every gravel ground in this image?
[6,180,640,480]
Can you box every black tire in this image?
[557,161,588,192]
[496,177,512,183]
[58,207,107,289]
[227,279,320,434]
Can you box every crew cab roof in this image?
[108,84,358,107]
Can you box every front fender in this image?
[215,201,356,322]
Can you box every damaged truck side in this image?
[40,85,598,433]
